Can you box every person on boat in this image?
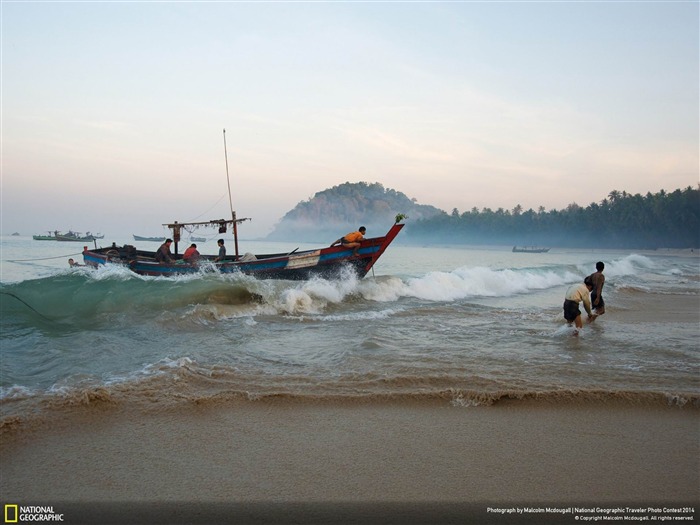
[330,226,366,256]
[588,261,606,317]
[563,276,596,331]
[214,239,226,262]
[155,239,174,263]
[183,243,200,263]
[68,258,83,267]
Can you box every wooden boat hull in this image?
[84,224,404,280]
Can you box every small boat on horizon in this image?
[133,235,166,242]
[34,230,104,242]
[512,245,550,253]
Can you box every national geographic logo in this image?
[3,505,64,522]
[3,505,17,523]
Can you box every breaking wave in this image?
[0,252,665,324]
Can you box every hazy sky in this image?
[2,1,698,239]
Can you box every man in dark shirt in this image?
[214,239,226,262]
[590,261,606,316]
[155,239,174,263]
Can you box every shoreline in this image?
[2,400,697,517]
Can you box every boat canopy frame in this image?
[163,217,250,256]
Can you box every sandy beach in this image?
[1,397,698,524]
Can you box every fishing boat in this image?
[512,246,550,253]
[57,231,103,242]
[133,235,166,242]
[33,232,58,240]
[83,129,404,279]
[84,218,404,280]
[34,230,103,241]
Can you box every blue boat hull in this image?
[83,224,404,280]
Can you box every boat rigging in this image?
[162,218,249,255]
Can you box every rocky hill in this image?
[266,181,443,242]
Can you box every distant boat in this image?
[11,232,20,236]
[190,236,206,242]
[33,234,55,241]
[133,235,165,242]
[512,246,550,253]
[57,231,103,242]
[33,230,103,241]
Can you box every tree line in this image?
[408,186,700,249]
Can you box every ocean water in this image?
[1,234,699,423]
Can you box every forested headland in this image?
[268,183,699,249]
[266,182,443,242]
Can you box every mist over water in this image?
[1,236,699,423]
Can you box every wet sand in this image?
[1,399,698,523]
[609,292,699,324]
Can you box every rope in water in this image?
[5,252,83,263]
[0,291,52,320]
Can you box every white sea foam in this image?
[603,254,655,277]
[574,254,655,280]
[552,324,584,338]
[251,265,593,313]
[304,308,400,322]
[271,270,361,315]
[362,266,581,303]
[276,288,322,315]
[89,262,141,281]
[0,385,36,400]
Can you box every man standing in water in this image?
[589,261,606,317]
[563,276,596,332]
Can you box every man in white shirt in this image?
[563,277,595,329]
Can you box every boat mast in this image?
[161,131,248,256]
[223,128,240,259]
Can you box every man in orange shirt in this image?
[330,226,366,255]
[183,243,200,263]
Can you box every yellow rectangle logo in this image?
[4,504,18,523]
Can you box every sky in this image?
[1,1,698,239]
